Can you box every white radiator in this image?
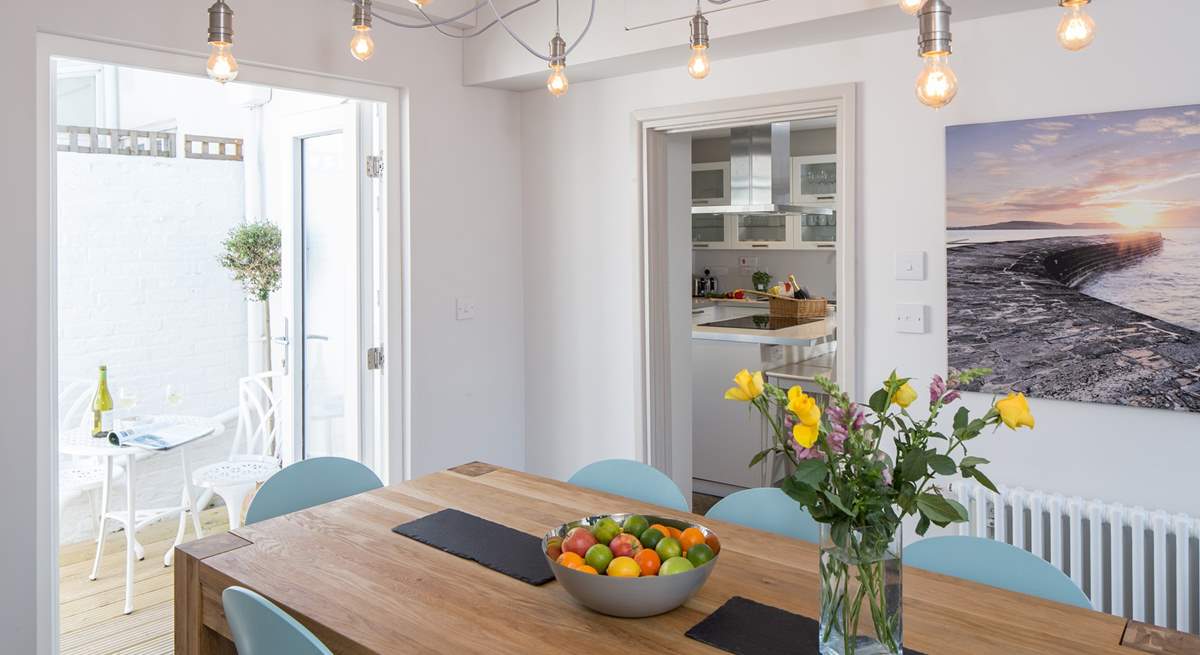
[949,480,1200,634]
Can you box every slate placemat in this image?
[686,596,926,655]
[392,508,555,585]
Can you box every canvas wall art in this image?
[946,104,1200,412]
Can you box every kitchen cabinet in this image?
[792,155,837,205]
[731,214,793,250]
[795,208,837,250]
[692,213,732,248]
[692,338,769,491]
[692,162,731,207]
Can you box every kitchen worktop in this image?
[693,309,837,347]
[691,297,770,309]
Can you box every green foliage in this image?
[218,221,282,302]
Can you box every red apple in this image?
[609,533,643,559]
[563,526,599,557]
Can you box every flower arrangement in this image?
[724,368,1034,654]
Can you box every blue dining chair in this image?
[223,586,333,655]
[904,536,1091,609]
[705,487,821,543]
[567,459,689,511]
[245,456,383,525]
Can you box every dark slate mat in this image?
[392,508,554,585]
[686,596,925,655]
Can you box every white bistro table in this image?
[60,415,225,614]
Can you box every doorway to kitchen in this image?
[41,39,399,655]
[633,86,858,510]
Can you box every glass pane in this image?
[800,162,837,197]
[57,75,98,127]
[692,169,725,200]
[800,212,837,242]
[301,132,356,460]
[692,214,725,243]
[737,215,787,243]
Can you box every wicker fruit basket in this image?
[744,290,828,318]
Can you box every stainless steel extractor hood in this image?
[692,122,805,216]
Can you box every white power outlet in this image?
[895,304,926,334]
[456,297,477,321]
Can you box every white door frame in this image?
[35,32,407,655]
[631,84,859,496]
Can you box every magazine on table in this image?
[106,423,211,450]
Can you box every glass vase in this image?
[818,523,903,655]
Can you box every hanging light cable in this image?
[915,0,957,109]
[688,1,710,79]
[206,0,238,84]
[350,0,376,61]
[1057,0,1096,51]
[546,2,568,97]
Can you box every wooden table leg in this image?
[174,532,250,655]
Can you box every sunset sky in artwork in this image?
[946,104,1200,229]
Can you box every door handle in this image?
[272,317,290,376]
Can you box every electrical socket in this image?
[456,297,477,321]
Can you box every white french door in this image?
[266,100,384,473]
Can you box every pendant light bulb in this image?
[1057,0,1095,51]
[207,43,239,84]
[915,54,958,109]
[206,1,237,84]
[408,0,432,6]
[898,0,926,16]
[687,9,710,80]
[350,0,375,61]
[547,33,568,97]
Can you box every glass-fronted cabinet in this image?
[732,214,793,249]
[797,208,837,249]
[792,155,837,205]
[692,213,731,248]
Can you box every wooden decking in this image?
[60,507,229,655]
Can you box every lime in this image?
[584,544,614,574]
[639,527,666,550]
[685,543,715,568]
[607,556,641,578]
[655,536,682,561]
[622,514,650,537]
[592,517,622,545]
[659,556,695,576]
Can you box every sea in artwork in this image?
[949,227,1200,333]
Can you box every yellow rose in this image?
[995,392,1035,430]
[892,382,918,408]
[787,387,822,427]
[724,369,765,402]
[793,422,820,449]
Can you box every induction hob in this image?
[701,315,822,331]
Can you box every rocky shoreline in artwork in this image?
[947,231,1200,412]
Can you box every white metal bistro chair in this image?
[192,372,284,530]
[58,378,125,540]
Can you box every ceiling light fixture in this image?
[1057,0,1096,51]
[687,3,711,79]
[915,0,957,109]
[547,33,569,97]
[409,0,433,7]
[205,0,238,84]
[898,0,926,16]
[350,0,376,61]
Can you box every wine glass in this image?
[116,387,138,429]
[165,384,184,411]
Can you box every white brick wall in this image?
[57,151,248,544]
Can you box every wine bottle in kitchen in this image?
[92,365,114,438]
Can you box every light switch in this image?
[456,297,476,321]
[895,251,926,281]
[895,304,927,334]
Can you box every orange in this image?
[576,565,598,575]
[556,552,585,568]
[634,549,661,576]
[668,527,683,540]
[705,532,722,556]
[679,528,705,554]
[607,556,641,578]
[649,523,673,538]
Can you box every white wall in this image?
[520,1,1200,518]
[2,1,525,650]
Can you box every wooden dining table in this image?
[175,462,1197,654]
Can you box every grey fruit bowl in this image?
[542,513,719,618]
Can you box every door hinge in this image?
[365,155,384,179]
[366,346,385,370]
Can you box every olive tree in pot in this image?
[219,221,283,378]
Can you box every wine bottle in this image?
[92,365,114,438]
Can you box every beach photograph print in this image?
[946,104,1200,412]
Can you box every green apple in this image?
[622,514,650,537]
[655,536,682,561]
[659,556,695,576]
[584,544,614,574]
[592,517,622,545]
